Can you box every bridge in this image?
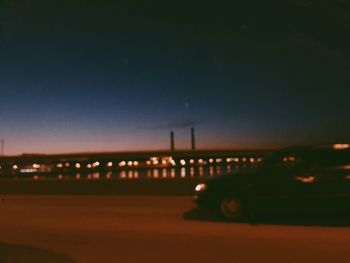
[0,149,272,176]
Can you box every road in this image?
[0,195,350,263]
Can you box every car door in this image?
[304,149,350,212]
[252,152,316,213]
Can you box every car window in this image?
[307,149,350,168]
[261,148,350,170]
[260,151,302,168]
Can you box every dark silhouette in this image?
[194,144,350,222]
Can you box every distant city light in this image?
[295,176,315,183]
[283,156,296,162]
[150,157,159,165]
[20,168,37,173]
[0,151,266,179]
[333,144,350,150]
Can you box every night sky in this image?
[1,0,349,155]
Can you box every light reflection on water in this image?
[180,167,186,178]
[209,166,214,176]
[68,165,244,180]
[14,165,250,180]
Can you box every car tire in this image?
[219,196,245,220]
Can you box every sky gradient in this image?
[0,0,350,155]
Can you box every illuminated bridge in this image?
[0,149,271,177]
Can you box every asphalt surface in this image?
[0,196,350,263]
[0,178,202,195]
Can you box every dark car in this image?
[194,144,350,220]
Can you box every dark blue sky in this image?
[0,0,349,155]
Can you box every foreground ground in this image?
[0,195,350,263]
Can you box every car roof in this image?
[280,144,350,152]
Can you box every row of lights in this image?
[19,163,238,180]
[178,157,260,166]
[8,156,262,171]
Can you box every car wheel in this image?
[219,196,244,220]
